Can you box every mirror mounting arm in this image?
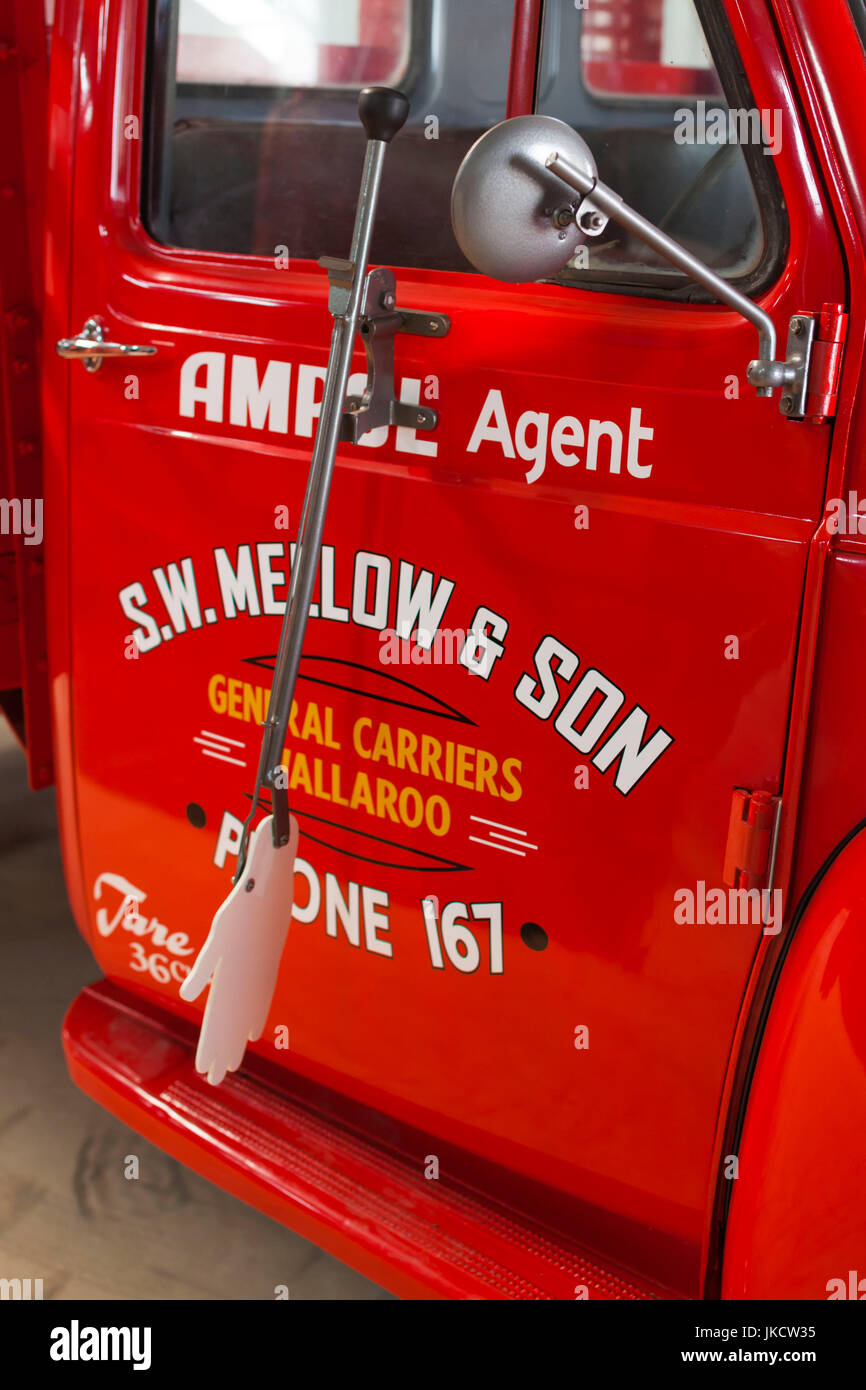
[546,151,797,409]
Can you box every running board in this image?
[63,980,666,1301]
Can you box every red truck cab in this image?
[2,0,866,1301]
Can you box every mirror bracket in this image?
[746,315,816,419]
[548,153,815,419]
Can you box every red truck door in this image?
[45,0,846,1296]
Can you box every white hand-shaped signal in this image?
[180,814,298,1086]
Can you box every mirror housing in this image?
[451,115,596,283]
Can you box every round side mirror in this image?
[451,115,598,283]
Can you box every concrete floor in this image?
[0,720,392,1300]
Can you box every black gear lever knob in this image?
[358,87,410,143]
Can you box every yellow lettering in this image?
[372,721,396,766]
[289,752,312,795]
[398,785,424,828]
[324,707,341,750]
[330,763,349,806]
[301,702,324,744]
[397,726,419,774]
[420,734,443,780]
[376,777,399,822]
[353,717,373,758]
[456,743,475,789]
[243,682,265,726]
[313,758,331,801]
[208,674,227,714]
[425,795,450,836]
[350,770,374,813]
[500,757,523,802]
[475,749,499,797]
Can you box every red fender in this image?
[722,821,866,1300]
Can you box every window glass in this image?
[536,0,776,290]
[146,0,513,270]
[582,0,721,99]
[175,0,410,89]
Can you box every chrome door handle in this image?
[56,317,157,372]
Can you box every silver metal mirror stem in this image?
[545,151,779,398]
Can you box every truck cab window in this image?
[145,0,512,270]
[535,0,783,296]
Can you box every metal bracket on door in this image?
[745,315,816,419]
[317,261,450,443]
[746,308,848,422]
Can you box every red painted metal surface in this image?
[65,978,670,1299]
[39,0,866,1299]
[0,0,52,785]
[43,0,88,935]
[505,0,541,116]
[805,303,848,423]
[705,0,866,1298]
[722,789,779,892]
[770,2,866,908]
[721,822,866,1299]
[753,1,866,918]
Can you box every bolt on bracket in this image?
[746,314,816,419]
[331,265,450,443]
[574,194,609,238]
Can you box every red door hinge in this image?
[804,302,848,422]
[723,789,782,891]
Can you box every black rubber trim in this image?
[705,813,866,1298]
[690,0,789,304]
[142,0,179,249]
[849,1,866,51]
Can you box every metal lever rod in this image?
[545,151,778,396]
[264,140,385,761]
[236,88,410,872]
